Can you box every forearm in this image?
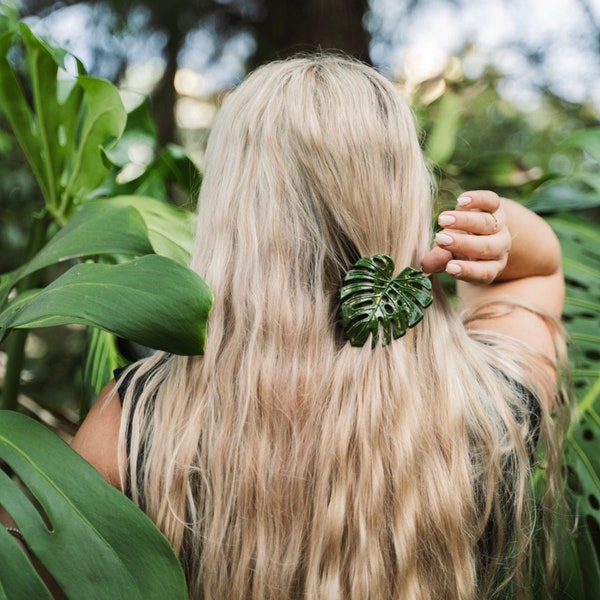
[495,198,562,282]
[456,197,564,319]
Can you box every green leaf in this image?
[424,92,462,166]
[83,327,126,407]
[340,254,433,348]
[0,255,213,355]
[558,127,600,163]
[0,24,126,215]
[19,202,154,280]
[0,411,188,599]
[97,97,201,202]
[97,196,196,264]
[63,75,127,204]
[524,181,600,214]
[0,28,48,201]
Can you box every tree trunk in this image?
[251,0,371,68]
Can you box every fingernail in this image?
[438,213,456,226]
[457,195,472,207]
[435,232,453,246]
[446,262,461,275]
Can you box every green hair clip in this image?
[340,254,434,348]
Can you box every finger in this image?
[438,209,503,236]
[434,230,509,261]
[445,259,503,285]
[421,245,453,274]
[455,190,501,214]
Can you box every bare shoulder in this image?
[71,380,123,491]
[459,270,564,359]
[459,271,565,407]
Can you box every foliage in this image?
[0,11,599,598]
[0,22,205,596]
[0,410,188,598]
[0,22,211,413]
[418,72,600,596]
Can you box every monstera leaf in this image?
[0,411,188,599]
[340,254,433,348]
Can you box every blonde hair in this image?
[118,55,567,599]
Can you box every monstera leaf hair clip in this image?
[340,254,434,348]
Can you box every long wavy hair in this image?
[117,55,568,599]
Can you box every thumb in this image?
[421,246,453,275]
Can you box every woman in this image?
[73,55,567,599]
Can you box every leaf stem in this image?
[1,212,50,410]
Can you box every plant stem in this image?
[1,212,50,410]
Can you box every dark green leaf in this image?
[17,202,154,281]
[340,254,433,348]
[0,411,188,599]
[0,255,212,355]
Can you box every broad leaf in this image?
[0,23,126,215]
[0,411,188,599]
[340,254,433,348]
[0,255,212,355]
[97,196,197,265]
[16,202,154,281]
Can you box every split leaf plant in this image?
[0,21,208,596]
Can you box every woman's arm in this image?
[70,380,123,491]
[422,190,564,377]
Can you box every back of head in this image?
[123,55,549,600]
[192,54,433,287]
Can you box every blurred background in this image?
[1,0,599,432]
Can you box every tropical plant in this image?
[526,132,600,597]
[0,21,212,413]
[423,78,600,594]
[0,411,189,598]
[0,20,209,596]
[1,14,599,597]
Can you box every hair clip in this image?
[340,254,433,348]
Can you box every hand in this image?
[421,190,511,285]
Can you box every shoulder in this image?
[70,380,123,491]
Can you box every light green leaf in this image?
[0,255,212,355]
[424,92,462,166]
[0,24,126,215]
[0,411,188,599]
[83,327,126,404]
[99,196,196,264]
[63,75,127,203]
